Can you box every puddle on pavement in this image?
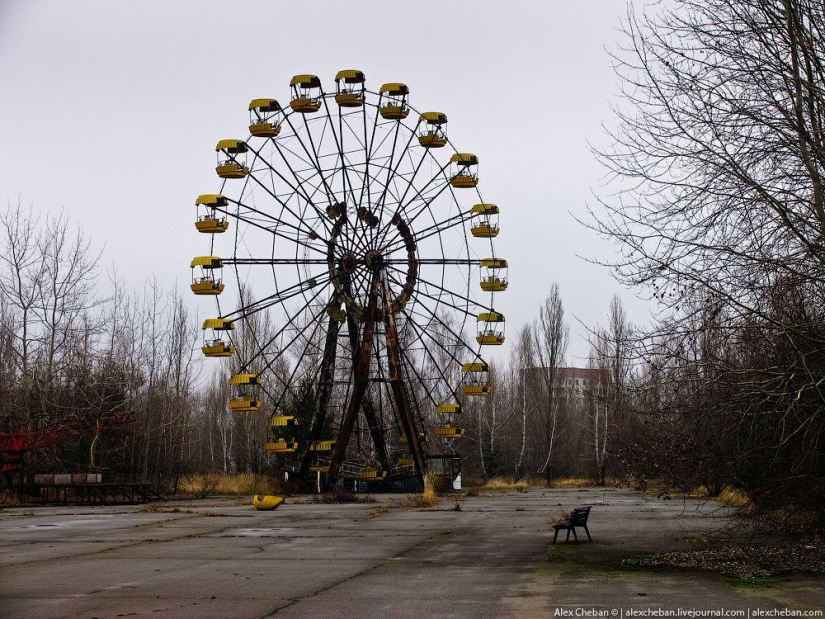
[226,527,294,536]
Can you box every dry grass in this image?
[177,473,283,498]
[318,490,376,504]
[691,485,750,508]
[483,477,530,492]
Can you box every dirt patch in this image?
[621,543,825,578]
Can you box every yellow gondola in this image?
[253,495,284,510]
[435,426,466,438]
[335,70,366,107]
[417,112,448,148]
[462,361,491,396]
[229,373,260,385]
[195,194,229,233]
[435,403,463,414]
[398,457,414,467]
[266,440,299,453]
[201,318,234,357]
[479,258,509,292]
[215,139,249,179]
[470,204,500,238]
[358,469,387,480]
[398,431,428,444]
[248,98,282,137]
[477,311,506,346]
[310,440,336,451]
[290,74,323,113]
[228,398,262,412]
[379,83,410,119]
[310,465,330,473]
[270,415,298,427]
[190,256,224,295]
[450,153,479,188]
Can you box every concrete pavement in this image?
[0,488,822,618]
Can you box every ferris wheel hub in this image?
[363,249,385,271]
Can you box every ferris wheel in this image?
[190,71,508,485]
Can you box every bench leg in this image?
[553,529,559,544]
[571,527,578,542]
[584,525,592,541]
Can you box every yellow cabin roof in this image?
[419,111,447,124]
[379,82,409,95]
[477,311,505,323]
[229,373,259,385]
[479,258,508,268]
[290,74,321,88]
[450,153,478,165]
[202,318,234,330]
[215,139,248,153]
[195,194,228,207]
[335,69,365,83]
[462,361,490,373]
[435,403,463,414]
[471,203,499,214]
[248,98,281,111]
[190,255,223,268]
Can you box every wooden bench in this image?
[552,506,592,543]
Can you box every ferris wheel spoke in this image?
[397,304,472,380]
[384,263,484,313]
[372,142,436,247]
[365,115,407,248]
[375,172,452,250]
[224,270,332,321]
[246,142,333,234]
[382,210,475,255]
[396,319,458,406]
[281,114,340,215]
[239,159,331,241]
[222,205,327,257]
[255,302,330,405]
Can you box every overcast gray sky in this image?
[0,0,651,364]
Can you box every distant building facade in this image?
[518,366,607,398]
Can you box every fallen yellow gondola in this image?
[290,74,323,113]
[379,82,410,119]
[253,495,284,510]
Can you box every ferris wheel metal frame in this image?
[190,70,508,487]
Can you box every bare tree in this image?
[589,0,825,528]
[533,283,569,484]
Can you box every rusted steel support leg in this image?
[382,275,426,485]
[343,286,391,475]
[298,309,341,477]
[328,273,380,486]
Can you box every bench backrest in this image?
[570,506,591,525]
